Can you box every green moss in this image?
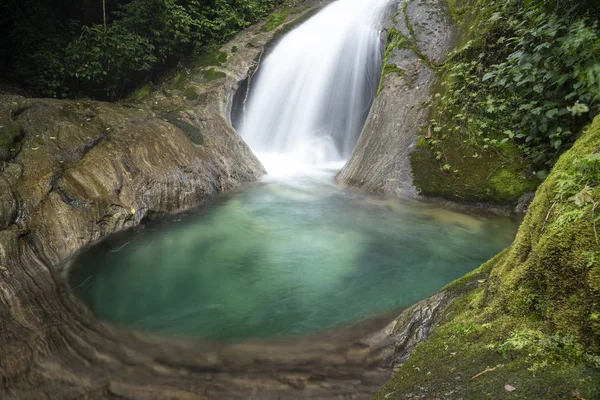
[376,308,600,400]
[162,112,204,145]
[408,0,547,205]
[489,116,600,345]
[377,19,434,97]
[170,72,188,91]
[195,50,228,67]
[410,131,538,204]
[262,5,311,32]
[402,0,417,41]
[201,68,226,81]
[128,83,152,103]
[263,13,286,31]
[385,26,432,68]
[415,135,430,149]
[378,117,600,399]
[183,86,199,101]
[490,168,538,204]
[0,123,23,161]
[377,64,406,95]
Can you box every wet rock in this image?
[515,192,536,214]
[83,108,97,118]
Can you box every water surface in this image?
[70,167,518,341]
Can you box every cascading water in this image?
[239,0,391,175]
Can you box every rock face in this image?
[338,0,454,197]
[0,85,263,398]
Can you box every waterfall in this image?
[239,0,391,176]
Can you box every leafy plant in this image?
[428,0,600,175]
[0,0,292,99]
[65,24,156,98]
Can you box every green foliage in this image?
[66,24,156,99]
[0,0,291,100]
[482,15,600,166]
[431,0,600,175]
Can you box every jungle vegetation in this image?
[0,0,292,100]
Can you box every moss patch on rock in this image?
[195,50,228,67]
[263,13,287,32]
[128,83,152,103]
[183,86,199,101]
[201,68,226,81]
[262,5,310,32]
[411,131,538,204]
[0,123,24,161]
[170,72,188,91]
[377,116,600,399]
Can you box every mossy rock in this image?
[262,5,311,32]
[267,7,320,48]
[0,123,24,161]
[202,68,226,81]
[488,115,600,346]
[377,117,600,399]
[128,84,152,103]
[170,72,188,91]
[410,131,538,205]
[263,13,286,32]
[376,297,600,399]
[183,86,199,101]
[195,50,228,67]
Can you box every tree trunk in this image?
[102,0,107,34]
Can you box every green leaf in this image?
[482,72,496,81]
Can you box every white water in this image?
[239,0,391,177]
